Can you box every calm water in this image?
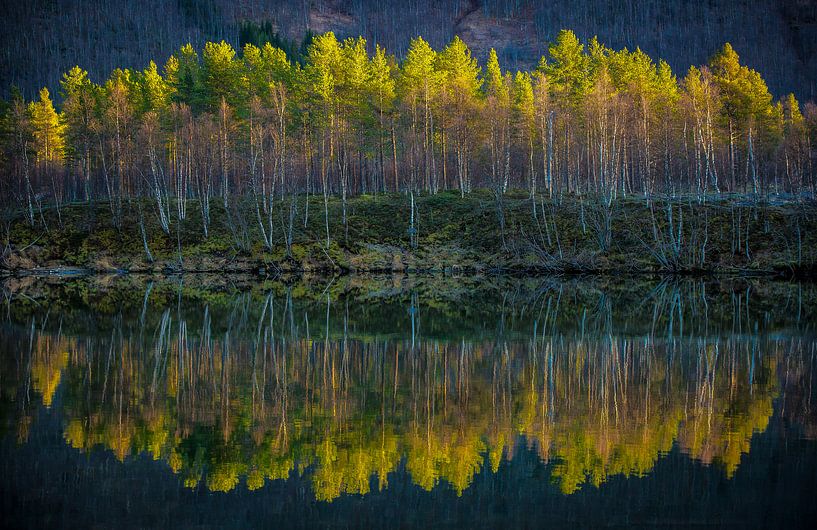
[1,275,816,528]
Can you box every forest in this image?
[1,30,816,273]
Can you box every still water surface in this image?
[1,276,816,528]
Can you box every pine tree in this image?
[367,45,397,192]
[400,36,441,193]
[60,66,97,203]
[201,41,246,112]
[28,87,64,165]
[541,30,590,109]
[710,43,778,191]
[512,71,536,197]
[484,49,511,192]
[165,44,201,111]
[301,31,342,247]
[138,61,170,115]
[437,36,481,195]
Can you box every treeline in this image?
[1,30,815,246]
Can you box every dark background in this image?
[2,0,816,102]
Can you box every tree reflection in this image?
[1,277,814,500]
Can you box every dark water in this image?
[1,276,816,528]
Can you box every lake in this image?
[1,275,816,528]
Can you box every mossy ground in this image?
[3,191,816,275]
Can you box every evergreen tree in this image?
[367,44,397,192]
[512,71,536,197]
[399,37,440,193]
[165,44,201,110]
[138,61,170,115]
[60,66,97,202]
[28,87,64,165]
[484,49,511,192]
[201,41,246,112]
[710,43,778,191]
[1,29,815,243]
[541,30,590,109]
[437,36,481,195]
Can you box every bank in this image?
[2,191,815,277]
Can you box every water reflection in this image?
[1,276,815,502]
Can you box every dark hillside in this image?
[2,0,815,100]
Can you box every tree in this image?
[541,30,590,109]
[654,60,680,192]
[138,61,170,115]
[336,37,371,238]
[201,41,246,112]
[244,43,291,97]
[7,89,35,224]
[710,43,778,192]
[484,49,511,193]
[437,36,481,196]
[781,93,807,191]
[60,66,97,204]
[301,31,342,248]
[512,71,536,198]
[803,102,817,193]
[99,69,135,227]
[607,47,663,194]
[367,45,396,193]
[532,71,554,195]
[682,66,721,193]
[165,44,201,110]
[28,87,64,166]
[400,37,440,195]
[2,30,815,253]
[540,30,590,194]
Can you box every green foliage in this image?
[238,22,313,64]
[200,41,246,111]
[138,61,170,114]
[512,71,535,132]
[541,29,590,107]
[165,43,201,109]
[27,87,64,164]
[244,42,292,98]
[437,36,482,103]
[710,43,780,147]
[59,65,98,169]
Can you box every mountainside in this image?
[2,0,816,100]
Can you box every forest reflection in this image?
[2,277,815,501]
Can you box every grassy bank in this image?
[2,190,816,275]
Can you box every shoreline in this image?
[3,193,815,279]
[1,264,811,280]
